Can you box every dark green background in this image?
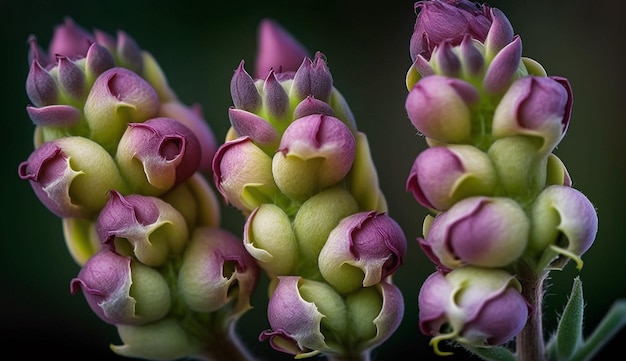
[1,0,624,360]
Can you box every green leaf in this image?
[555,276,584,360]
[462,345,517,361]
[570,298,626,361]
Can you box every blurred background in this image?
[1,0,624,360]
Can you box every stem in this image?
[193,323,258,361]
[326,352,372,361]
[516,267,548,361]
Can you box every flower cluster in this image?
[404,0,598,356]
[213,19,407,359]
[18,18,259,360]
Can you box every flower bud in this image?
[83,67,160,152]
[272,114,356,201]
[57,56,87,101]
[158,101,218,175]
[255,18,310,80]
[529,185,598,270]
[259,276,347,358]
[319,211,407,294]
[345,132,388,212]
[227,108,280,151]
[261,69,291,122]
[290,52,333,103]
[212,136,281,215]
[405,75,479,144]
[244,204,298,276]
[348,282,404,352]
[422,196,529,269]
[26,104,82,127]
[84,42,116,84]
[62,217,101,266]
[292,187,359,272]
[178,227,259,318]
[410,0,491,62]
[230,60,262,112]
[18,136,128,218]
[482,35,522,95]
[160,173,220,229]
[293,95,335,119]
[546,153,572,187]
[112,317,201,361]
[48,17,94,63]
[407,144,498,211]
[492,76,573,155]
[115,30,144,75]
[418,266,529,355]
[26,60,58,107]
[116,117,201,196]
[96,191,189,267]
[70,249,171,325]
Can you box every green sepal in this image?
[569,298,626,361]
[553,277,584,360]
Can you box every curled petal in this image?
[26,104,81,127]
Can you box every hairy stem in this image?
[516,267,548,361]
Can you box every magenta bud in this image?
[423,196,529,269]
[484,7,514,59]
[26,60,58,107]
[460,35,484,76]
[482,35,522,95]
[255,18,310,80]
[262,69,290,121]
[410,0,491,61]
[419,266,529,354]
[116,117,201,195]
[290,52,333,103]
[493,76,572,154]
[293,95,335,119]
[231,60,262,112]
[48,17,94,62]
[116,30,144,75]
[432,41,461,76]
[57,56,86,100]
[318,211,407,294]
[158,101,218,175]
[85,42,115,82]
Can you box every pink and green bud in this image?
[292,187,359,272]
[70,249,171,325]
[18,136,128,218]
[529,185,598,270]
[259,276,347,358]
[178,227,260,318]
[407,144,498,211]
[272,114,356,201]
[421,196,529,269]
[26,104,82,128]
[405,75,479,144]
[84,42,116,83]
[418,266,529,355]
[212,136,281,215]
[160,174,221,230]
[158,101,218,175]
[293,95,335,119]
[254,18,310,80]
[348,282,404,353]
[243,204,298,276]
[289,52,333,104]
[96,191,189,267]
[318,211,407,294]
[116,117,201,196]
[492,76,573,155]
[83,67,160,152]
[56,56,87,101]
[112,317,201,361]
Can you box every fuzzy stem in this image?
[516,267,548,361]
[194,323,258,361]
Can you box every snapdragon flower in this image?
[405,1,599,359]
